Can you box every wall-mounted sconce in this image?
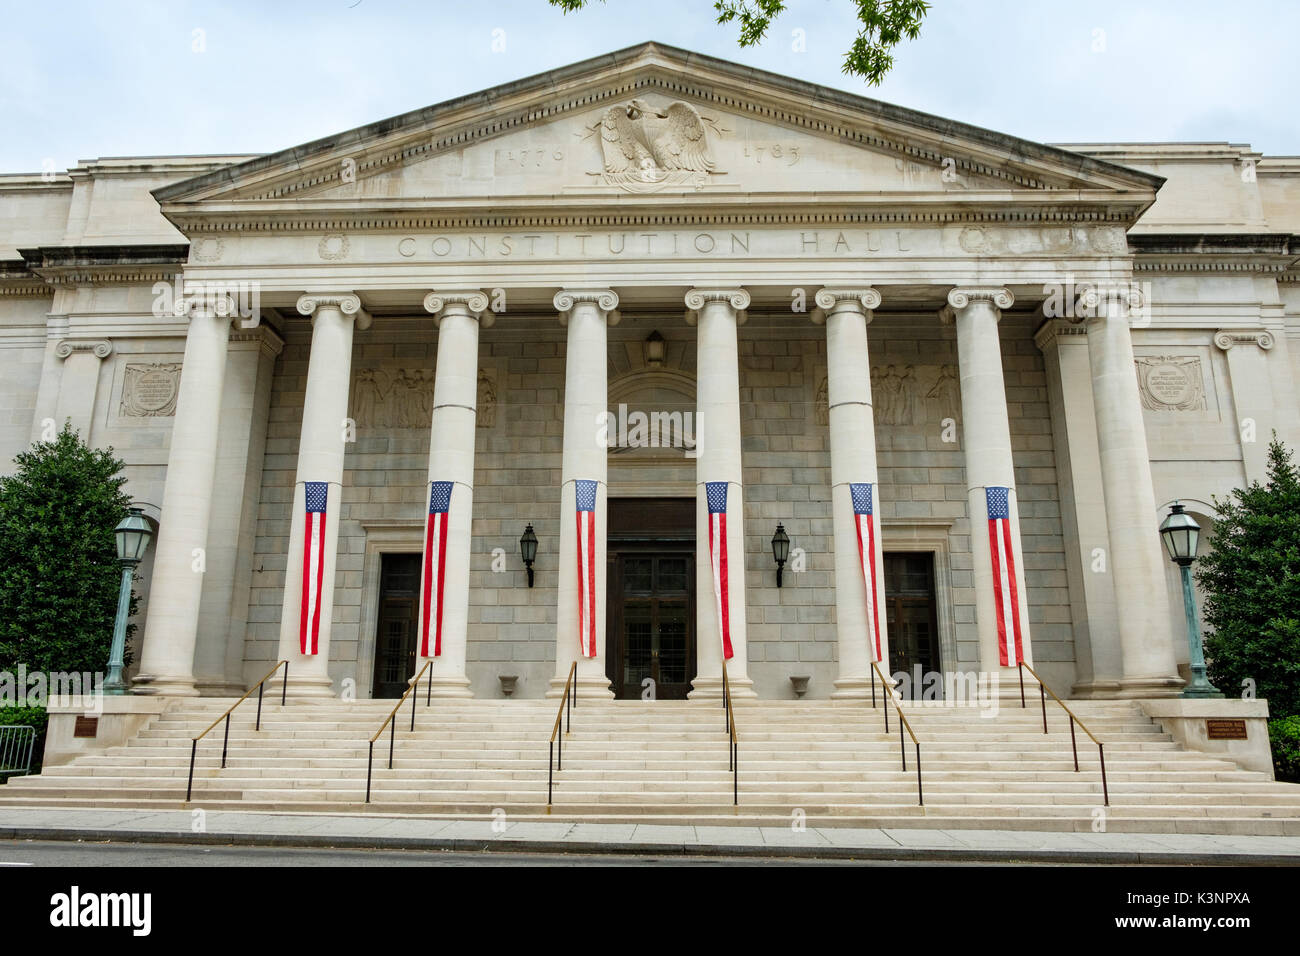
[520,524,538,588]
[771,523,790,587]
[644,330,666,367]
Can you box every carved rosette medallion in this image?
[121,363,182,417]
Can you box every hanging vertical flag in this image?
[705,481,734,660]
[850,482,884,664]
[986,486,1025,666]
[575,479,598,658]
[419,481,454,658]
[300,481,328,656]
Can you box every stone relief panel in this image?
[1135,355,1207,412]
[815,365,962,427]
[352,368,497,428]
[590,98,722,192]
[120,363,182,417]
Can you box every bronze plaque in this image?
[73,716,99,738]
[1206,718,1248,740]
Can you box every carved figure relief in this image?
[120,363,181,417]
[1136,356,1206,412]
[352,368,497,428]
[871,364,961,426]
[595,99,716,192]
[816,376,829,426]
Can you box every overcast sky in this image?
[2,0,1296,174]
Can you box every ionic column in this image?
[134,295,235,696]
[29,314,68,444]
[814,289,890,698]
[1214,329,1279,484]
[686,289,756,699]
[1079,288,1181,696]
[549,289,619,699]
[942,288,1034,689]
[274,293,371,698]
[418,290,493,699]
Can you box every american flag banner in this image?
[575,479,598,658]
[419,481,454,657]
[986,486,1026,666]
[850,483,885,664]
[705,481,734,660]
[300,481,328,656]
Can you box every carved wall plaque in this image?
[120,363,181,417]
[816,365,961,428]
[353,368,497,429]
[593,99,718,192]
[1136,356,1206,412]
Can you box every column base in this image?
[1069,678,1125,699]
[545,675,614,699]
[1113,675,1186,699]
[268,673,336,699]
[831,675,888,700]
[423,676,474,699]
[688,675,757,700]
[194,678,247,697]
[129,674,200,697]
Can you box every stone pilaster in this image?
[134,295,235,697]
[1214,329,1279,484]
[29,314,68,444]
[418,290,493,699]
[549,289,618,699]
[1078,287,1181,697]
[942,287,1035,690]
[814,288,890,698]
[274,293,371,698]
[686,288,756,699]
[52,338,112,441]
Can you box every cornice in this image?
[16,243,190,288]
[1129,233,1300,276]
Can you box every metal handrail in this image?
[1018,661,1109,806]
[546,661,578,806]
[869,661,923,806]
[365,659,435,803]
[722,659,738,806]
[0,725,36,778]
[186,660,288,801]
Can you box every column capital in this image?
[554,289,619,326]
[296,293,372,330]
[945,286,1014,313]
[1213,328,1275,352]
[813,288,880,323]
[53,339,112,361]
[424,290,494,328]
[1074,283,1144,325]
[684,288,749,326]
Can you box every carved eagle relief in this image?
[599,99,714,189]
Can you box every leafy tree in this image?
[548,0,930,84]
[0,424,136,679]
[1198,436,1300,720]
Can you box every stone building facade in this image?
[2,44,1297,702]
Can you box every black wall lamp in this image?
[520,524,538,588]
[771,523,790,587]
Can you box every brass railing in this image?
[1018,661,1109,806]
[546,661,578,806]
[869,661,923,806]
[186,660,288,801]
[722,659,738,805]
[365,659,435,804]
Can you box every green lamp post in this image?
[1158,502,1222,699]
[105,507,153,695]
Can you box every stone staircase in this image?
[2,697,1298,834]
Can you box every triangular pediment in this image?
[155,42,1163,227]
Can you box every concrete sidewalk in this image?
[2,807,1299,864]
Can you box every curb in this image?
[2,826,1297,865]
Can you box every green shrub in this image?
[1271,715,1300,783]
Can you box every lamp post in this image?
[771,523,790,587]
[105,507,153,695]
[519,524,538,588]
[1158,502,1222,699]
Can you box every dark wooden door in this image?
[372,553,421,699]
[606,498,696,700]
[883,552,941,700]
